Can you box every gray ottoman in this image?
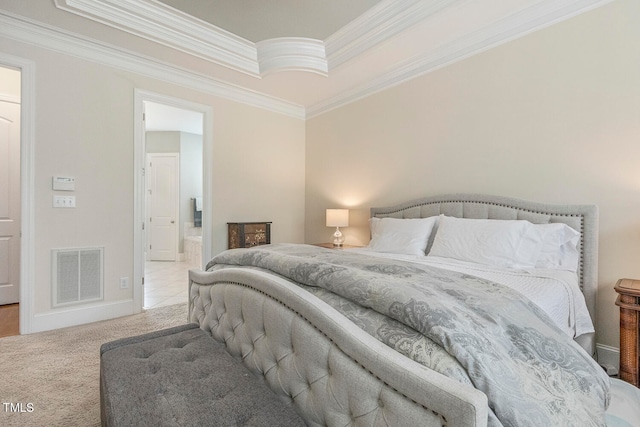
[100,323,305,427]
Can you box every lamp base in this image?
[332,227,345,247]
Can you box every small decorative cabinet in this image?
[614,278,640,387]
[227,222,271,249]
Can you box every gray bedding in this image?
[207,243,610,427]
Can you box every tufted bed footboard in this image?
[188,267,488,427]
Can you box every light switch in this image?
[53,195,76,208]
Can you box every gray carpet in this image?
[0,304,188,427]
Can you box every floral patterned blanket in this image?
[207,244,610,427]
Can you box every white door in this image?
[147,154,179,261]
[0,100,20,304]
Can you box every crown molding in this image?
[325,0,464,71]
[52,0,462,78]
[54,0,260,76]
[54,0,330,77]
[257,38,327,76]
[0,11,305,119]
[307,0,615,118]
[2,0,614,120]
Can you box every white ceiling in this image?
[144,102,204,135]
[49,0,612,120]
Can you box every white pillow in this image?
[366,217,438,256]
[534,223,580,271]
[428,215,544,268]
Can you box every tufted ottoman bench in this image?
[100,323,306,427]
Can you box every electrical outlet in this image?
[119,277,129,289]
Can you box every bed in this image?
[188,193,610,427]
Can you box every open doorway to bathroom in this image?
[143,101,203,309]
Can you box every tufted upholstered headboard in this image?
[371,193,599,353]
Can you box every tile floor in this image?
[144,261,192,309]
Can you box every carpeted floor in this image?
[0,303,188,427]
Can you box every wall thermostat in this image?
[52,176,75,191]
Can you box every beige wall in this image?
[305,0,640,350]
[0,38,305,318]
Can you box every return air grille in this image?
[52,247,104,306]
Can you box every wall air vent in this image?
[52,247,104,307]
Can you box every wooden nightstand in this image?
[615,278,640,387]
[313,243,362,250]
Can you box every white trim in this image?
[2,0,613,120]
[54,0,331,77]
[596,343,620,373]
[0,53,35,334]
[325,0,462,70]
[50,0,614,84]
[256,38,327,76]
[55,0,424,77]
[50,0,464,77]
[30,299,135,333]
[134,89,213,312]
[133,91,145,312]
[53,0,259,76]
[0,10,305,119]
[307,0,615,118]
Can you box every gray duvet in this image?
[207,243,610,427]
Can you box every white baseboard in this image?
[596,343,620,375]
[29,299,138,333]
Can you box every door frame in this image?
[133,89,213,312]
[146,152,180,261]
[0,54,35,334]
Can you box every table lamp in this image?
[326,209,349,247]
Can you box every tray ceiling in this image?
[39,0,614,117]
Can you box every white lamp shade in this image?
[326,209,349,227]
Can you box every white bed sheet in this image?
[349,248,594,340]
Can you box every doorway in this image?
[0,65,21,337]
[135,92,211,311]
